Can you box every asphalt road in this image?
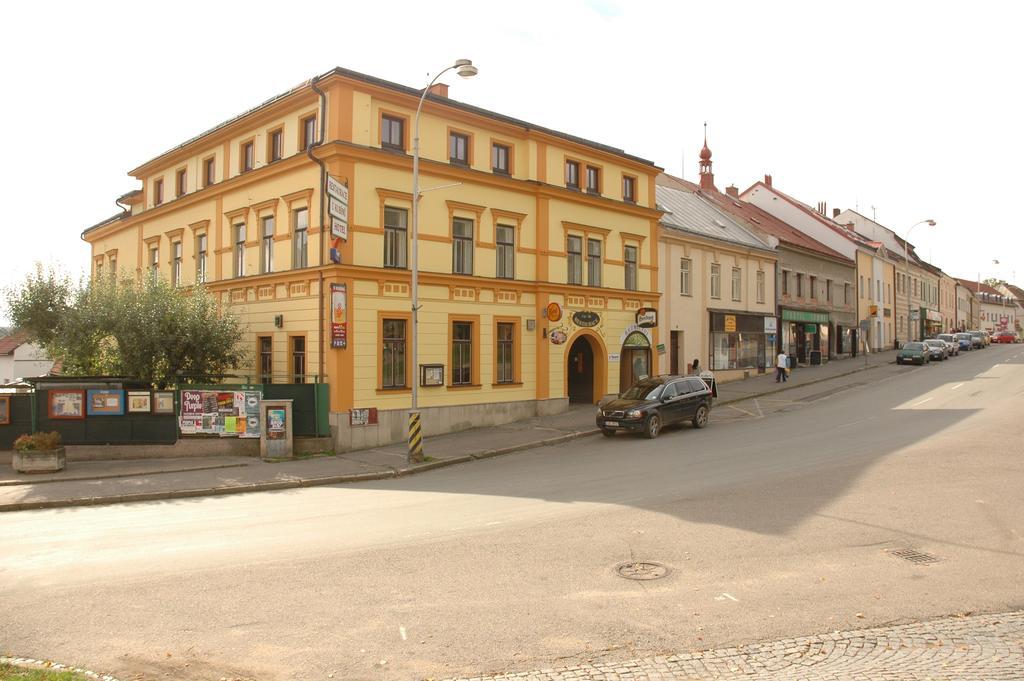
[2,346,1022,681]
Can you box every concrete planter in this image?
[12,447,66,474]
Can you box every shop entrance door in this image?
[619,330,653,393]
[567,336,595,404]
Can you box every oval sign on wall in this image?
[545,302,563,322]
[572,310,601,328]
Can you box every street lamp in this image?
[409,59,478,463]
[903,219,936,345]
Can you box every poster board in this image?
[48,390,85,419]
[180,389,261,437]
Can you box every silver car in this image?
[937,333,960,356]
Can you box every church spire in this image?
[699,122,715,191]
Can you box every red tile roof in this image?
[955,279,1005,297]
[657,174,852,263]
[0,330,30,356]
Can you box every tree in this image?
[4,265,248,388]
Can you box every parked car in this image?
[923,339,948,360]
[937,334,960,356]
[955,333,974,351]
[968,331,986,348]
[897,341,930,365]
[994,330,1017,344]
[597,375,713,438]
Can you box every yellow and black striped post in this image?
[408,410,424,463]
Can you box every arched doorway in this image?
[567,335,595,404]
[619,330,652,393]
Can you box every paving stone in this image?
[442,611,1024,681]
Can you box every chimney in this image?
[427,82,449,98]
[726,185,739,198]
[833,208,840,218]
[764,174,772,187]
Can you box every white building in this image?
[0,331,55,385]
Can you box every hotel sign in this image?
[327,175,348,240]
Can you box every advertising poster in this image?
[180,390,205,434]
[86,389,124,416]
[180,389,262,437]
[267,408,286,439]
[243,391,261,439]
[331,283,347,348]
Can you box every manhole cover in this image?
[887,547,940,565]
[615,561,669,580]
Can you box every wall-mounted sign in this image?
[545,302,562,322]
[724,315,737,333]
[608,353,620,362]
[572,310,600,327]
[350,407,379,426]
[869,304,879,316]
[327,175,349,240]
[330,283,347,348]
[420,364,444,386]
[635,307,657,328]
[656,343,666,355]
[764,317,778,333]
[549,329,567,345]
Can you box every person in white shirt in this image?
[775,351,788,383]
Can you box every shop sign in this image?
[549,329,567,345]
[656,343,666,355]
[870,304,879,316]
[331,283,347,348]
[764,317,778,333]
[635,307,657,328]
[724,315,737,332]
[350,407,378,426]
[572,310,600,327]
[619,323,652,346]
[608,353,620,362]
[884,308,892,318]
[327,176,348,240]
[805,324,818,333]
[545,302,562,322]
[781,309,830,323]
[910,309,920,321]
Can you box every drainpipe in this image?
[307,78,328,410]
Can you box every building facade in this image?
[0,331,55,385]
[957,280,1016,333]
[82,67,663,450]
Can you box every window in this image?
[587,238,602,287]
[449,131,469,164]
[710,263,721,299]
[204,158,215,187]
[196,234,208,283]
[259,337,273,384]
[291,336,306,383]
[797,273,805,298]
[623,175,636,203]
[877,280,882,301]
[269,129,283,163]
[176,169,186,197]
[292,208,308,269]
[496,322,515,384]
[233,223,246,277]
[95,261,103,279]
[567,235,583,285]
[826,279,832,302]
[809,275,817,300]
[242,141,254,172]
[859,275,865,298]
[451,322,473,386]
[301,115,317,150]
[565,160,580,189]
[382,319,407,389]
[624,245,638,291]
[452,217,473,275]
[260,216,274,274]
[492,143,510,174]
[383,207,408,268]
[109,257,116,280]
[149,246,159,279]
[496,224,514,279]
[757,270,766,304]
[586,166,600,194]
[153,179,163,206]
[680,258,692,295]
[381,115,404,149]
[732,267,742,301]
[172,241,182,286]
[781,269,789,296]
[844,283,850,305]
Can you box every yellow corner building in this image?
[82,66,663,450]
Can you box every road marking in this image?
[912,397,933,407]
[399,626,407,641]
[485,521,503,526]
[714,592,739,602]
[728,405,758,417]
[951,383,964,391]
[753,399,764,418]
[837,417,877,429]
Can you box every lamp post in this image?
[903,219,936,345]
[408,59,478,463]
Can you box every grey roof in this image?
[656,185,774,252]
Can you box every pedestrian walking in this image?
[775,351,788,382]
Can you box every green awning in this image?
[782,309,830,323]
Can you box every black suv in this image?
[596,375,713,439]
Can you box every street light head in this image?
[926,219,936,226]
[454,59,478,78]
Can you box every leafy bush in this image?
[13,431,62,452]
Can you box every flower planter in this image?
[12,447,66,474]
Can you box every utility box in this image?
[260,399,294,459]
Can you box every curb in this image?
[0,655,123,681]
[0,361,890,513]
[0,461,251,487]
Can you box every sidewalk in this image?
[0,350,896,512]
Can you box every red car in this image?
[994,331,1018,343]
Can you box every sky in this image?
[2,0,1022,323]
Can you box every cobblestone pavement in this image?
[443,611,1024,681]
